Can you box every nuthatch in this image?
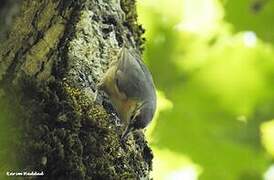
[98,47,156,140]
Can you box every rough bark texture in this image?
[0,0,21,41]
[0,0,152,179]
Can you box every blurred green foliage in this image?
[225,0,274,43]
[137,0,274,179]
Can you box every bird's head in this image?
[121,101,156,140]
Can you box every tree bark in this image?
[0,0,152,179]
[0,0,21,41]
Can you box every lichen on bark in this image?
[0,0,152,179]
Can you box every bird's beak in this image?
[121,125,134,141]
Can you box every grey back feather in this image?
[115,48,156,103]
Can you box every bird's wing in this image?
[115,49,149,99]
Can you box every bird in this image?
[97,47,156,141]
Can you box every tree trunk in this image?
[0,0,152,179]
[0,0,21,41]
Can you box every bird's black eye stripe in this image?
[130,104,141,120]
[115,76,119,86]
[137,102,145,110]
